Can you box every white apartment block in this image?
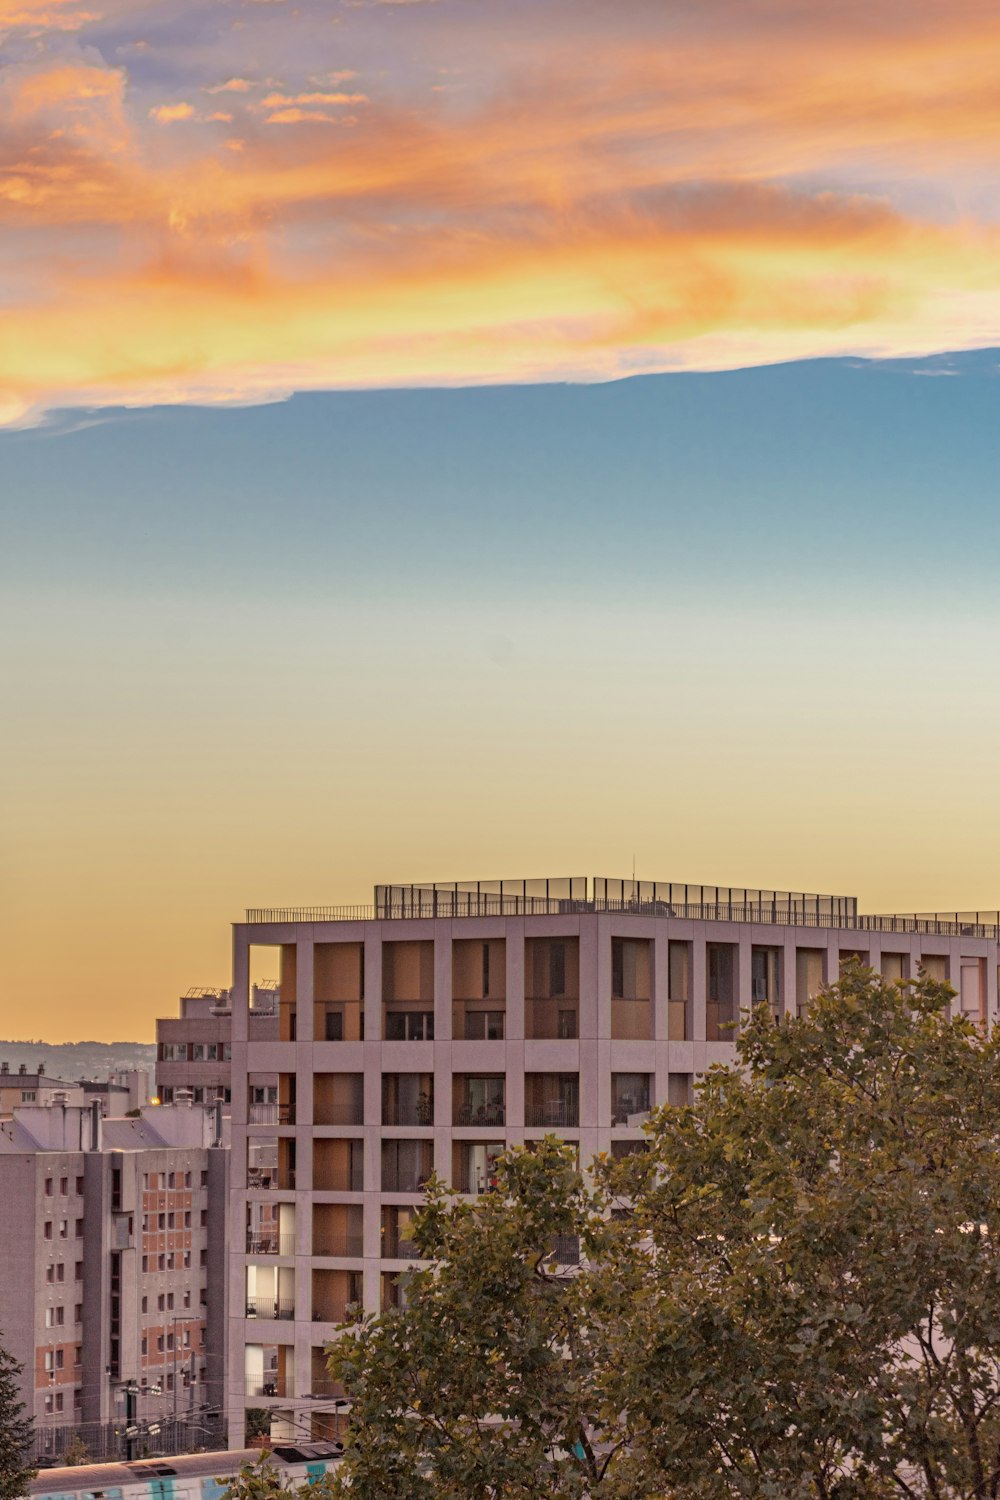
[0,1102,229,1462]
[226,875,1000,1447]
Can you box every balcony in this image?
[382,1206,422,1259]
[381,1139,434,1194]
[246,1233,296,1256]
[611,1075,651,1127]
[245,1296,295,1321]
[524,1076,579,1129]
[546,1235,580,1266]
[245,1373,293,1398]
[313,1139,364,1193]
[382,1074,434,1126]
[248,1103,296,1126]
[452,1075,505,1127]
[313,1204,364,1258]
[452,1142,504,1195]
[247,1166,295,1191]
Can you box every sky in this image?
[2,0,1000,1040]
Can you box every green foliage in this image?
[244,1408,271,1442]
[0,1337,35,1500]
[61,1433,89,1467]
[233,967,1000,1497]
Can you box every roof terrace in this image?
[244,877,1000,939]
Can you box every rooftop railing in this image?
[245,898,1000,939]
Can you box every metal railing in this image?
[453,1104,506,1127]
[246,1233,296,1256]
[247,1168,296,1191]
[245,1296,295,1320]
[524,1103,579,1128]
[246,899,1000,940]
[248,1103,296,1125]
[381,1237,423,1260]
[245,1375,293,1398]
[313,1235,365,1258]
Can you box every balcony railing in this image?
[313,1235,364,1258]
[382,1102,435,1127]
[524,1102,578,1128]
[245,1296,295,1320]
[246,1233,296,1256]
[382,1236,423,1260]
[547,1235,580,1265]
[248,1103,296,1125]
[247,1168,296,1191]
[453,1103,506,1127]
[245,1374,293,1398]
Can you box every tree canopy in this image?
[228,964,1000,1498]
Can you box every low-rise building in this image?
[0,1065,84,1118]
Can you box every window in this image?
[200,1209,207,1227]
[158,1293,165,1311]
[58,1220,68,1239]
[184,1250,192,1268]
[184,1211,191,1228]
[183,1289,191,1308]
[45,1178,53,1196]
[44,1222,53,1241]
[141,1296,147,1313]
[21,1091,36,1102]
[75,1261,83,1280]
[167,1292,174,1310]
[75,1219,83,1237]
[141,1336,148,1355]
[185,1171,192,1188]
[46,1266,54,1284]
[75,1176,84,1196]
[74,1345,81,1365]
[60,1177,68,1195]
[74,1304,82,1324]
[141,1255,148,1272]
[56,1263,65,1282]
[200,1171,208,1187]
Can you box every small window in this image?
[45,1178,54,1196]
[60,1177,68,1195]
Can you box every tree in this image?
[225,966,1000,1498]
[61,1433,89,1467]
[0,1338,34,1500]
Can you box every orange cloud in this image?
[4,0,1000,421]
[148,101,195,123]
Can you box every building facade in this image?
[0,1102,229,1461]
[224,875,1000,1447]
[0,1065,84,1118]
[156,987,279,1107]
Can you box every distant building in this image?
[80,1071,150,1115]
[155,986,278,1107]
[0,1101,229,1461]
[0,1064,84,1118]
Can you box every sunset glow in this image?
[4,0,1000,423]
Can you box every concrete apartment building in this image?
[156,986,279,1106]
[0,1101,229,1461]
[224,873,1000,1448]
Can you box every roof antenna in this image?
[632,853,636,895]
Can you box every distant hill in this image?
[0,1039,155,1081]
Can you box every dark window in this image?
[550,942,565,997]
